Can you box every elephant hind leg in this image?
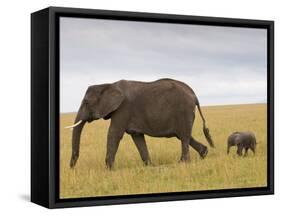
[244,147,249,157]
[179,136,191,162]
[190,137,208,159]
[251,146,256,155]
[131,134,152,166]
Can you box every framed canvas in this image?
[31,6,274,208]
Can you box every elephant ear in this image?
[96,86,124,118]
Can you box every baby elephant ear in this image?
[96,86,124,118]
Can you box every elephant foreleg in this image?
[180,137,191,162]
[105,125,124,169]
[190,137,208,159]
[131,134,152,166]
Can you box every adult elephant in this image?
[66,79,214,169]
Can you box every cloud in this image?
[60,17,267,112]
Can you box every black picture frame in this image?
[31,6,274,208]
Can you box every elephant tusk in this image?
[65,120,83,129]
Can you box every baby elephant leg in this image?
[244,147,249,156]
[251,146,256,155]
[236,144,243,156]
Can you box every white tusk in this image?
[65,120,83,129]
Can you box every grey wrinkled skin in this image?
[227,131,257,156]
[70,79,214,169]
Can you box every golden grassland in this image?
[60,103,267,199]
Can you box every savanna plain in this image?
[60,104,267,198]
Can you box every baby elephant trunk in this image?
[227,144,230,154]
[226,135,236,154]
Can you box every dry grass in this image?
[60,103,267,198]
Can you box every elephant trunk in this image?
[70,116,86,168]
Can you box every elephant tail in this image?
[196,99,214,148]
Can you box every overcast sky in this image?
[60,17,267,113]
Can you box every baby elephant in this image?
[227,131,257,156]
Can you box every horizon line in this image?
[60,102,267,114]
